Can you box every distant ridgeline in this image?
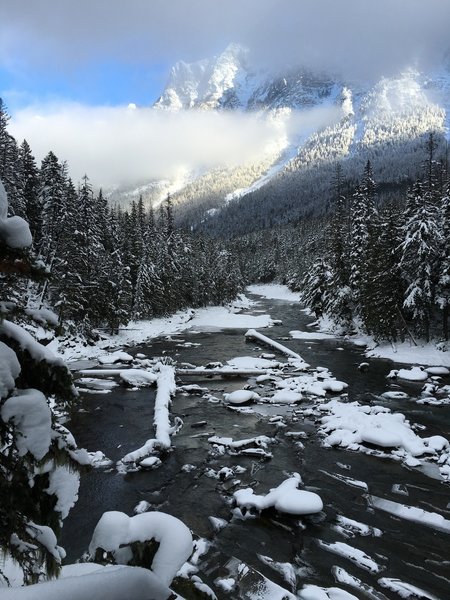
[0,99,243,337]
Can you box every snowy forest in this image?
[0,99,243,337]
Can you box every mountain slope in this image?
[116,44,450,234]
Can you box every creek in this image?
[61,293,450,599]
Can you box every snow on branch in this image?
[0,179,32,249]
[89,510,193,587]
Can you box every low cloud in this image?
[9,103,342,188]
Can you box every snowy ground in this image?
[246,284,301,302]
[48,294,274,362]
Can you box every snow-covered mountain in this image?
[155,43,338,112]
[118,44,450,232]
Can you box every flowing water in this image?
[61,295,450,598]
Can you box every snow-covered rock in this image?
[98,351,133,364]
[233,473,323,516]
[388,366,428,382]
[223,390,260,405]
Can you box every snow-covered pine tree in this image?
[362,202,403,340]
[0,178,85,584]
[436,181,450,339]
[0,100,25,219]
[18,140,41,244]
[302,257,332,319]
[349,161,377,319]
[325,163,352,327]
[400,181,440,341]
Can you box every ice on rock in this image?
[223,390,260,404]
[134,501,151,514]
[89,510,193,586]
[233,473,323,516]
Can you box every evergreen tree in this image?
[400,182,440,341]
[0,178,83,584]
[436,182,450,339]
[18,140,41,243]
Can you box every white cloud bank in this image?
[1,0,449,81]
[9,103,341,188]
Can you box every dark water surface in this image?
[61,296,450,598]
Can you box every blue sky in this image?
[0,59,169,111]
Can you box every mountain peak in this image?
[155,43,251,110]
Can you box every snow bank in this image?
[233,473,323,516]
[246,284,301,302]
[0,565,171,600]
[50,294,273,362]
[189,307,272,330]
[365,340,450,367]
[89,511,193,586]
[290,330,336,340]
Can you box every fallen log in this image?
[176,368,268,377]
[245,329,302,360]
